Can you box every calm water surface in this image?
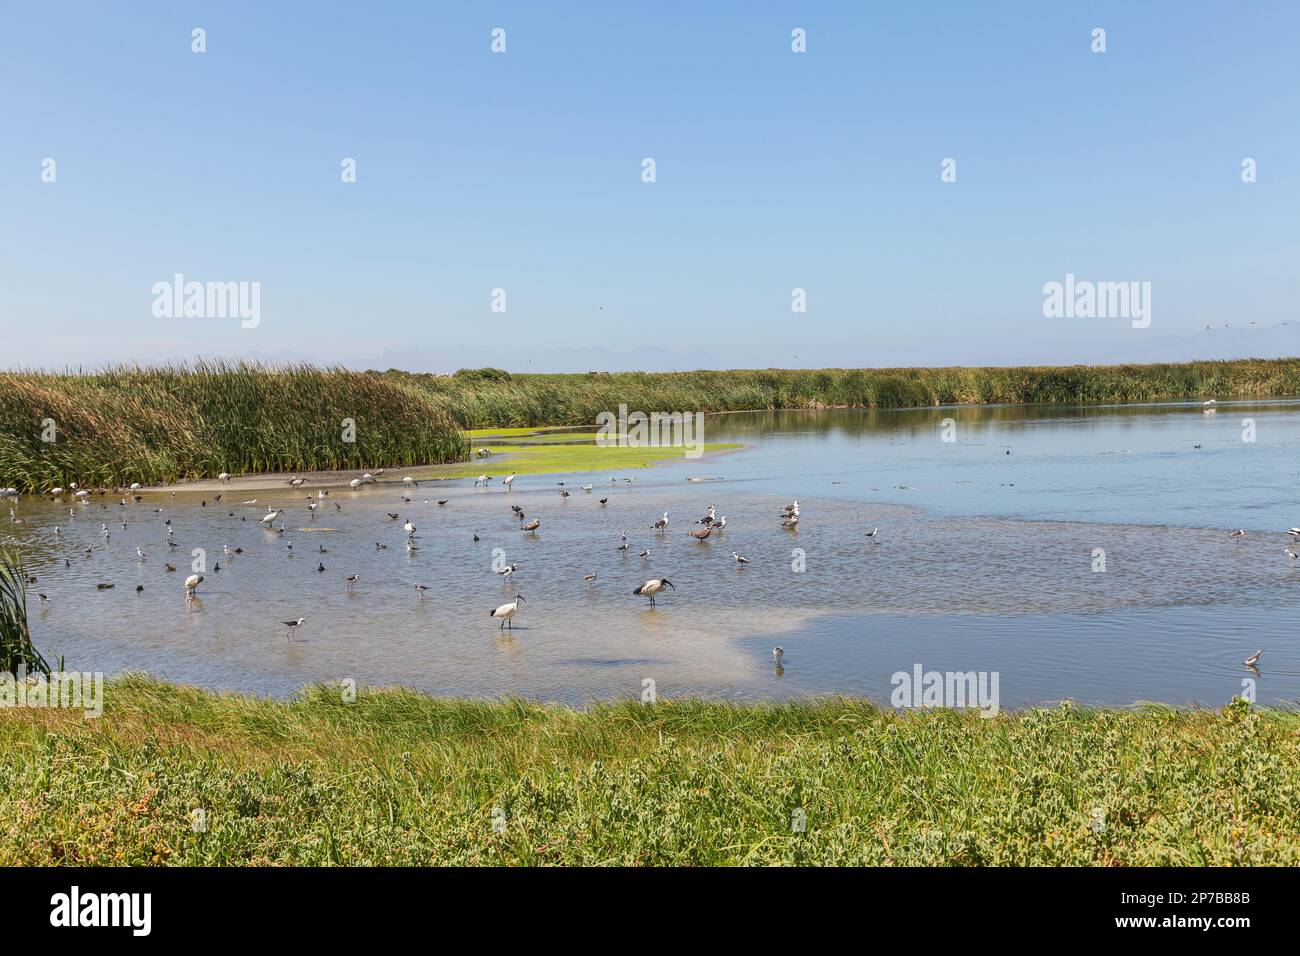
[7,400,1300,709]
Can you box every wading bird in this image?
[283,617,304,641]
[732,552,749,565]
[1244,649,1262,667]
[475,475,493,487]
[866,527,879,540]
[521,518,540,532]
[584,572,597,583]
[503,474,515,489]
[183,573,203,594]
[402,476,419,488]
[688,527,711,541]
[1229,529,1245,538]
[633,578,674,607]
[345,574,360,590]
[652,512,668,531]
[260,509,284,525]
[490,594,524,629]
[414,584,430,596]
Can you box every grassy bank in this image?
[4,358,1300,492]
[0,677,1295,865]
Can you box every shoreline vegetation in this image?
[3,358,1300,491]
[0,676,1294,865]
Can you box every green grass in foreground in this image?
[0,677,1296,865]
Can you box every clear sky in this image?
[2,1,1297,372]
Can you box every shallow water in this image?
[6,400,1300,708]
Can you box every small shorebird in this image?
[345,574,360,590]
[866,527,879,539]
[283,617,304,641]
[1243,649,1263,667]
[599,497,608,505]
[521,518,540,532]
[497,563,518,577]
[414,584,430,596]
[1288,549,1298,565]
[633,578,674,607]
[638,548,651,559]
[773,646,783,664]
[732,552,749,565]
[583,572,597,583]
[490,594,524,629]
[1229,529,1245,538]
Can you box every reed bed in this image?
[0,548,49,677]
[0,361,468,491]
[392,359,1300,429]
[3,358,1299,490]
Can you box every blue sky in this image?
[2,1,1297,371]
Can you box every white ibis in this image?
[349,478,363,489]
[183,573,203,594]
[218,472,230,482]
[633,578,674,607]
[475,475,493,487]
[402,476,419,488]
[503,473,515,489]
[490,594,524,628]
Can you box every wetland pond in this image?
[8,401,1300,709]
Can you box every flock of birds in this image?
[0,457,1276,671]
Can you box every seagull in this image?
[580,484,593,493]
[137,548,146,560]
[1287,529,1300,539]
[283,617,305,641]
[387,513,400,521]
[638,548,652,559]
[633,578,674,607]
[437,500,448,506]
[652,512,668,531]
[710,516,727,531]
[490,594,524,629]
[782,515,800,529]
[688,527,712,540]
[521,518,540,532]
[732,552,749,564]
[1243,649,1263,667]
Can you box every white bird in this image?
[633,578,674,607]
[497,563,518,577]
[345,574,360,589]
[362,473,376,484]
[1244,649,1262,667]
[1229,529,1244,538]
[404,521,417,537]
[866,527,879,539]
[503,473,515,489]
[490,594,524,629]
[710,516,727,531]
[475,475,493,487]
[1287,529,1300,538]
[137,548,146,561]
[218,472,231,482]
[260,509,284,525]
[773,646,783,663]
[580,484,593,492]
[183,573,203,593]
[732,552,749,564]
[129,482,141,491]
[638,548,651,558]
[402,476,419,488]
[1287,549,1298,564]
[349,478,363,489]
[652,512,668,531]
